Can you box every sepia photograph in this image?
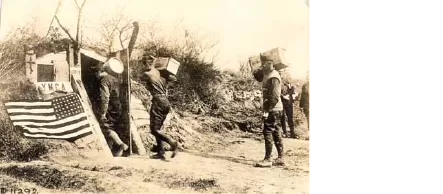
[0,0,309,193]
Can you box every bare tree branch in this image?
[74,0,86,10]
[80,0,87,9]
[94,14,138,54]
[117,21,133,49]
[75,0,87,55]
[54,15,76,42]
[74,0,80,10]
[44,0,63,38]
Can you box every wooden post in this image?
[66,43,75,82]
[24,45,37,82]
[126,48,132,155]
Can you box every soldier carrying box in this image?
[140,54,179,160]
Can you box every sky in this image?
[0,0,308,79]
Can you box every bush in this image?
[131,39,221,112]
[0,117,49,162]
[0,23,69,80]
[0,80,48,161]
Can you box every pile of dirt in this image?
[131,81,240,153]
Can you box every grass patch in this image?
[0,165,88,190]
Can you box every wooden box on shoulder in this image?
[261,47,289,70]
[153,57,181,76]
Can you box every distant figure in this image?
[141,54,178,160]
[254,54,285,168]
[280,75,298,139]
[300,81,309,128]
[98,61,128,157]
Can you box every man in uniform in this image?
[255,54,285,167]
[141,54,178,160]
[300,80,309,128]
[279,70,298,139]
[98,60,129,157]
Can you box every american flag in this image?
[4,93,93,141]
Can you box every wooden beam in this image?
[71,74,113,158]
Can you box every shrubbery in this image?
[0,80,48,161]
[130,36,222,112]
[0,23,65,161]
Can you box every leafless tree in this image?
[54,0,87,66]
[0,20,42,79]
[94,13,136,54]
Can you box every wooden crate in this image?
[248,56,261,72]
[261,47,289,70]
[153,57,181,75]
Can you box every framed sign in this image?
[35,82,74,93]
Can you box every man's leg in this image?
[286,103,297,138]
[272,111,285,166]
[103,129,128,157]
[101,121,128,157]
[281,103,288,137]
[255,112,277,168]
[153,133,165,155]
[150,102,178,159]
[149,107,166,160]
[303,108,311,131]
[150,124,178,158]
[281,98,288,137]
[109,130,129,157]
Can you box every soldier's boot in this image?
[150,153,167,160]
[108,130,128,157]
[115,143,129,157]
[284,132,291,138]
[272,130,286,166]
[289,125,298,139]
[282,122,290,138]
[150,136,167,160]
[152,130,178,158]
[153,136,164,153]
[255,132,273,168]
[170,140,179,158]
[281,115,288,138]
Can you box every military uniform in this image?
[256,68,285,167]
[300,81,309,128]
[99,72,128,156]
[142,68,178,159]
[280,82,297,138]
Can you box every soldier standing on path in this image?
[140,54,178,160]
[254,54,286,168]
[97,59,129,157]
[279,70,298,139]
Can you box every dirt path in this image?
[0,137,309,193]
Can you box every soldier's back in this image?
[142,69,167,96]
